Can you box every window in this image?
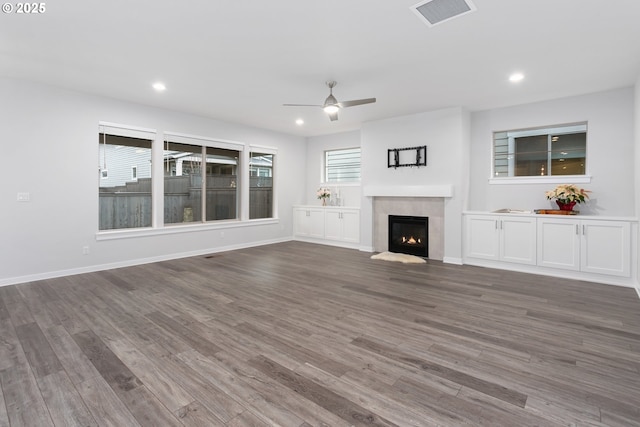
[205,147,238,221]
[97,125,277,238]
[99,131,152,230]
[250,151,274,219]
[325,148,361,183]
[493,123,587,178]
[163,140,240,224]
[163,142,202,224]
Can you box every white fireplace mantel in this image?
[363,185,453,198]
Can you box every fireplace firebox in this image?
[388,215,428,257]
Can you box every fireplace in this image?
[372,197,443,260]
[388,215,429,257]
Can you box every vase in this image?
[322,198,326,206]
[556,201,576,211]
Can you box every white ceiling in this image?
[2,0,639,137]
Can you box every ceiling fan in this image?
[283,81,376,121]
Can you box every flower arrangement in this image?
[317,187,331,206]
[545,184,590,205]
[316,187,331,200]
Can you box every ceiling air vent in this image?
[411,0,476,27]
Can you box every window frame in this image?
[163,131,244,225]
[96,124,278,241]
[249,145,277,220]
[98,122,155,231]
[489,122,591,185]
[324,147,361,184]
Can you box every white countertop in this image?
[464,210,638,222]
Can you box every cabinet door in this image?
[307,209,325,238]
[294,208,324,238]
[581,220,630,277]
[340,210,360,243]
[323,210,360,243]
[465,215,499,260]
[324,211,342,241]
[537,218,580,271]
[293,208,310,237]
[500,217,536,265]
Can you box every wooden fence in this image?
[100,175,272,230]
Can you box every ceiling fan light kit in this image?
[323,105,339,114]
[284,81,376,122]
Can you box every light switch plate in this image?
[17,192,30,202]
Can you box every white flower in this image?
[316,187,331,199]
[545,184,590,204]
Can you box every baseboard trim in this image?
[463,257,636,289]
[0,237,293,288]
[292,237,361,250]
[443,256,463,265]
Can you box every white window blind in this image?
[325,148,361,183]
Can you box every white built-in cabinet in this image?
[464,212,634,283]
[537,217,631,277]
[293,206,360,248]
[324,209,360,243]
[465,214,536,265]
[294,207,325,239]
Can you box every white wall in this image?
[0,77,306,285]
[304,131,362,207]
[468,87,635,215]
[360,107,469,262]
[635,77,640,294]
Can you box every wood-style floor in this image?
[1,241,640,426]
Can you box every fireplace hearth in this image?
[388,215,428,257]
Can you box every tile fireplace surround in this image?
[373,197,445,260]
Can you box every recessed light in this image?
[509,73,524,83]
[295,119,304,126]
[152,82,166,92]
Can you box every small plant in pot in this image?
[317,187,331,206]
[545,184,590,211]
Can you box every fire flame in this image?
[401,236,421,245]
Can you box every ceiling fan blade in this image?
[282,103,323,107]
[337,98,376,108]
[284,82,375,120]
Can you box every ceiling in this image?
[2,0,639,137]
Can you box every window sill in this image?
[321,182,361,187]
[96,218,279,241]
[489,175,592,185]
